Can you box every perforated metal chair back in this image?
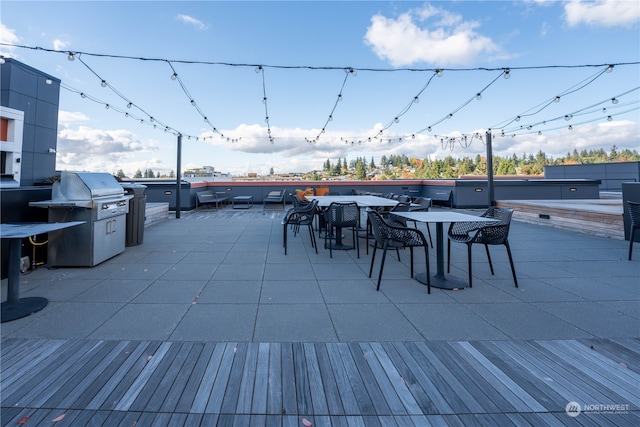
[327,202,358,227]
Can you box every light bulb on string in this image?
[80,92,86,98]
[67,53,75,61]
[338,94,342,101]
[394,117,399,123]
[190,100,196,106]
[414,96,419,103]
[554,96,560,103]
[328,115,333,121]
[263,97,267,104]
[611,98,619,104]
[515,116,521,122]
[171,72,177,80]
[127,102,132,108]
[503,69,510,79]
[255,66,262,73]
[564,115,572,121]
[606,65,614,73]
[607,116,613,121]
[476,93,482,100]
[100,80,107,87]
[568,125,573,130]
[150,117,154,122]
[427,127,432,132]
[105,104,109,109]
[436,69,443,77]
[602,108,607,113]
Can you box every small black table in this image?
[1,222,85,322]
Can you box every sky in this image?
[1,0,639,177]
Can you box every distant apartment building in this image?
[182,165,231,181]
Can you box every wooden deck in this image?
[2,338,638,426]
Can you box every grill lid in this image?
[53,171,126,200]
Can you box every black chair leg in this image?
[447,240,451,273]
[426,224,433,248]
[377,244,389,291]
[369,245,377,278]
[630,228,636,261]
[504,241,518,287]
[484,244,495,275]
[409,247,414,278]
[424,246,431,294]
[308,225,317,253]
[467,243,473,288]
[283,224,288,255]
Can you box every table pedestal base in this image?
[415,272,468,290]
[1,297,49,323]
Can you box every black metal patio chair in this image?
[282,199,318,255]
[368,210,431,293]
[447,206,518,288]
[628,201,640,260]
[324,202,359,258]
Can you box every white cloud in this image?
[364,5,501,67]
[0,23,20,57]
[53,39,68,51]
[58,110,90,124]
[176,14,208,31]
[56,126,160,174]
[565,0,640,27]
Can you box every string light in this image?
[18,42,635,147]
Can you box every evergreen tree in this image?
[134,169,142,178]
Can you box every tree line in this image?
[312,145,639,180]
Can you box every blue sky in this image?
[1,1,639,177]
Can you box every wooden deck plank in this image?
[128,341,183,411]
[326,342,361,414]
[359,342,409,415]
[45,340,121,408]
[280,343,298,415]
[390,342,454,415]
[314,342,346,415]
[174,341,215,413]
[546,340,640,399]
[420,341,503,414]
[532,340,638,405]
[502,340,615,410]
[409,341,481,414]
[251,342,271,414]
[0,339,66,394]
[453,341,547,412]
[205,342,237,414]
[348,342,392,415]
[578,338,640,374]
[6,340,95,407]
[266,342,283,415]
[303,342,330,415]
[86,341,157,410]
[237,342,260,414]
[335,342,376,415]
[473,341,565,410]
[145,341,195,412]
[114,341,172,411]
[2,338,640,424]
[292,342,313,415]
[220,342,247,414]
[381,342,437,415]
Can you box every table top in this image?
[309,195,400,208]
[234,196,253,200]
[393,211,498,223]
[1,221,86,239]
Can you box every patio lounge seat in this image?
[196,190,229,209]
[628,201,640,260]
[264,189,286,209]
[282,199,318,255]
[368,210,431,293]
[447,206,518,288]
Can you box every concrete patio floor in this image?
[2,206,638,343]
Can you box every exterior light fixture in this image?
[607,116,613,121]
[67,53,75,61]
[606,65,614,72]
[100,80,107,87]
[45,78,52,85]
[476,93,482,100]
[171,72,177,80]
[255,66,262,73]
[503,69,510,79]
[414,96,419,103]
[127,102,132,108]
[436,69,443,77]
[611,98,619,104]
[554,96,560,103]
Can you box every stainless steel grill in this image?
[30,172,133,266]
